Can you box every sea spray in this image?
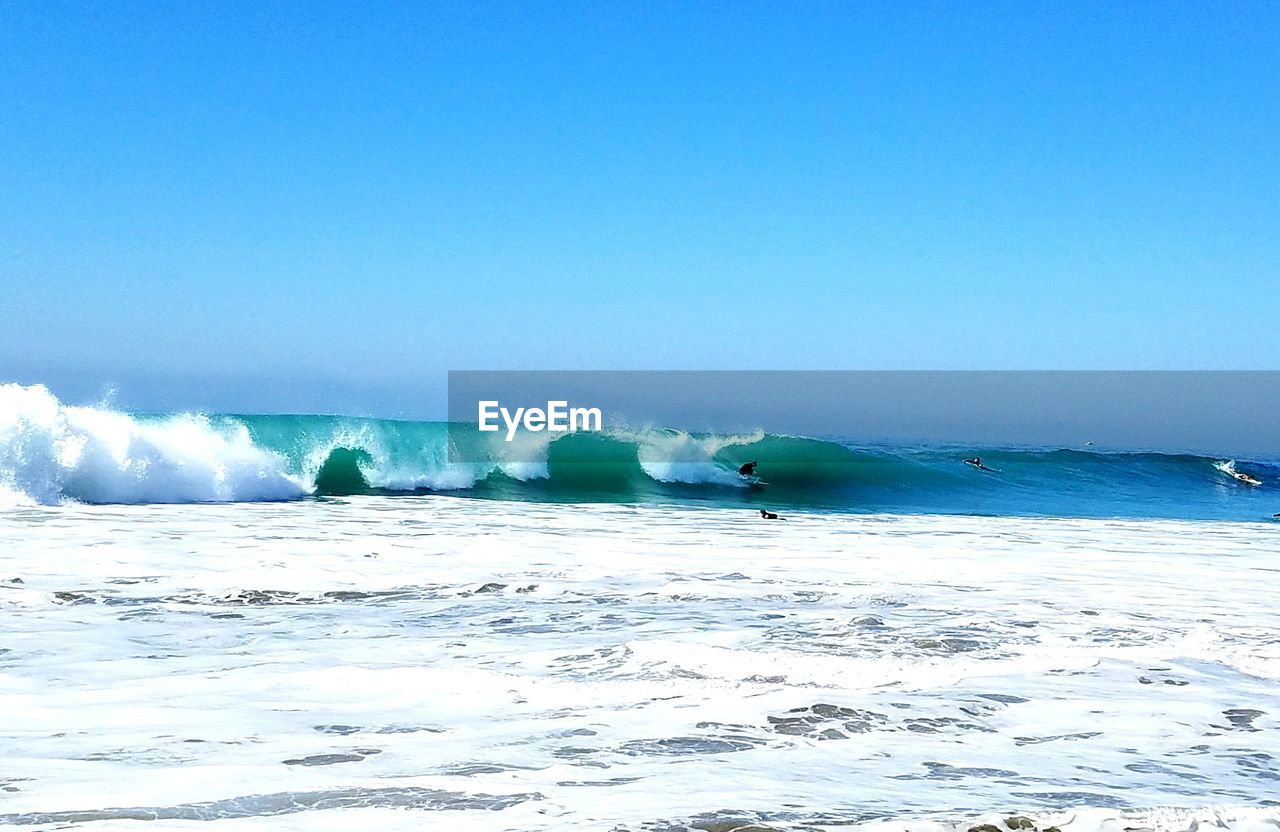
[0,383,305,505]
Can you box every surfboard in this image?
[1216,460,1261,486]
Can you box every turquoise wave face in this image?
[1,382,1275,518]
[222,415,1279,521]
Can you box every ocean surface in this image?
[2,500,1279,831]
[1,384,1277,520]
[2,382,1279,831]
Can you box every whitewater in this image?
[1,498,1278,831]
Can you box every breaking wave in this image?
[0,383,1275,520]
[0,384,306,506]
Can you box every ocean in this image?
[2,384,1276,520]
[2,382,1278,831]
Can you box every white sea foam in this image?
[1,501,1277,830]
[0,383,306,505]
[629,427,763,484]
[367,431,551,492]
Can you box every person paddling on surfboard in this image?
[1219,460,1262,486]
[738,461,758,478]
[964,457,998,473]
[1232,470,1262,486]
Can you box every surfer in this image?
[1219,461,1262,486]
[738,461,758,478]
[760,508,782,520]
[965,457,1000,473]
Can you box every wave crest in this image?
[0,384,306,505]
[2,383,1274,517]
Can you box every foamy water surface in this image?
[1,498,1278,830]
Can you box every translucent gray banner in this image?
[446,371,1280,462]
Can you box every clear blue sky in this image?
[2,1,1276,415]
